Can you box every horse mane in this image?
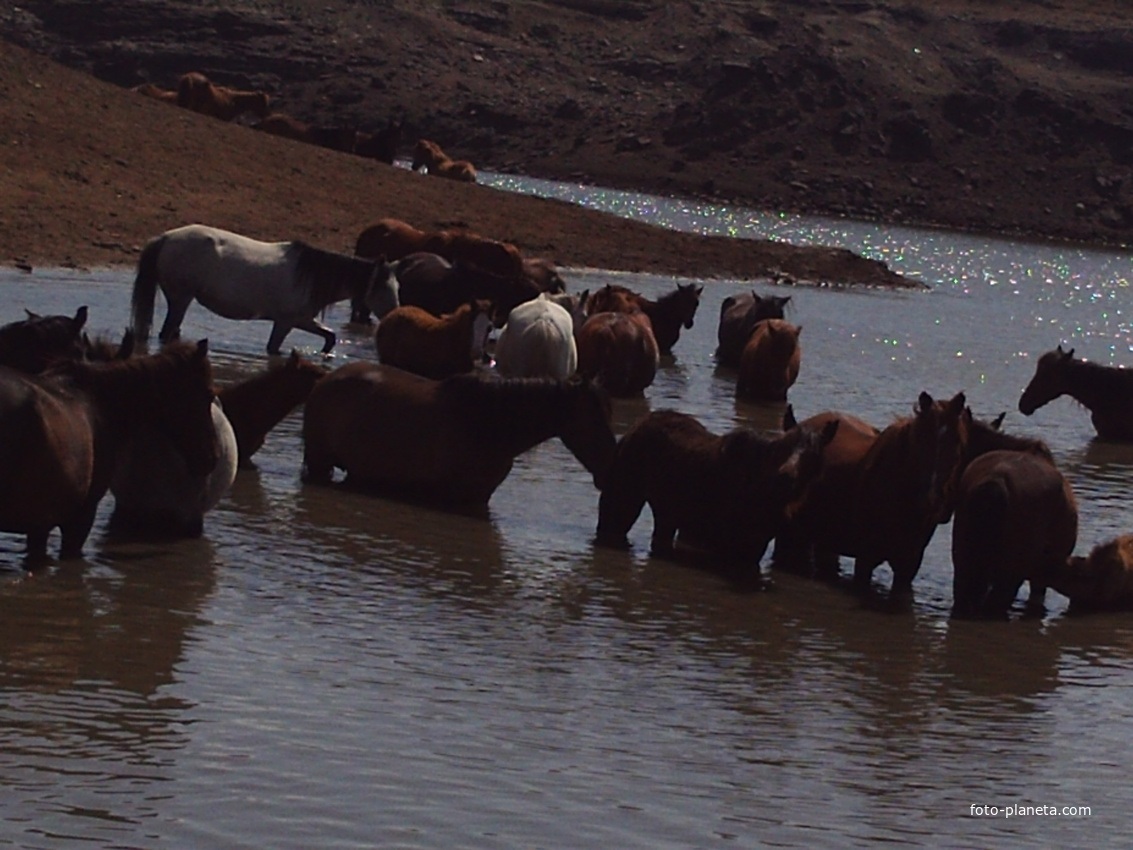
[292,242,373,312]
[49,340,210,404]
[1066,355,1133,388]
[967,414,1053,463]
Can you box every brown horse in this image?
[216,350,328,467]
[950,413,1076,618]
[576,310,660,397]
[0,306,89,374]
[0,339,218,562]
[1019,345,1133,441]
[736,319,801,402]
[1050,535,1133,613]
[301,364,615,505]
[772,391,969,595]
[716,292,791,369]
[585,283,703,355]
[389,253,542,326]
[411,139,476,182]
[177,72,270,121]
[375,301,493,380]
[355,219,522,278]
[596,410,840,566]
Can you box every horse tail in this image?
[131,235,166,344]
[951,479,1008,618]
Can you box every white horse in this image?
[494,294,578,379]
[540,289,589,333]
[109,398,239,539]
[131,224,399,355]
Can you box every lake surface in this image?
[2,187,1132,848]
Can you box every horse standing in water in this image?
[0,306,89,374]
[949,412,1077,618]
[735,319,802,402]
[302,364,615,506]
[375,301,494,380]
[596,410,839,567]
[130,224,398,355]
[772,391,969,597]
[585,283,702,355]
[1050,535,1133,613]
[392,253,541,325]
[716,292,791,369]
[216,351,328,467]
[494,295,578,380]
[575,310,660,397]
[0,339,218,562]
[1019,345,1133,441]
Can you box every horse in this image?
[354,117,403,164]
[596,410,840,567]
[494,295,578,379]
[1049,535,1133,613]
[411,138,476,182]
[375,301,493,380]
[216,350,328,467]
[130,224,398,355]
[522,257,568,294]
[131,82,178,104]
[0,306,88,374]
[716,292,792,369]
[301,364,616,506]
[176,72,270,121]
[541,289,590,333]
[392,253,541,325]
[736,319,801,402]
[0,339,218,562]
[772,391,969,596]
[585,283,703,355]
[253,112,357,153]
[949,413,1077,618]
[108,397,238,539]
[575,310,660,397]
[1019,345,1133,441]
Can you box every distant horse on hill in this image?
[411,139,476,182]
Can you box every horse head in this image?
[363,256,399,319]
[1019,345,1075,415]
[150,339,220,477]
[0,305,90,373]
[916,390,969,523]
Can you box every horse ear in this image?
[991,411,1006,430]
[1064,347,1075,360]
[917,391,934,414]
[117,329,135,359]
[24,308,40,320]
[73,306,89,330]
[195,339,210,359]
[944,391,967,417]
[288,349,301,366]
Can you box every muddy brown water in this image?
[1,197,1132,847]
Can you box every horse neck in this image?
[444,376,573,455]
[296,246,370,310]
[966,421,1052,464]
[218,369,316,443]
[1060,358,1133,410]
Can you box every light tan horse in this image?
[411,139,476,182]
[375,301,493,380]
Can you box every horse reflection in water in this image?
[1019,344,1133,442]
[0,339,218,562]
[302,363,616,507]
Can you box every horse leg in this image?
[158,294,193,343]
[649,507,678,559]
[291,318,337,354]
[595,482,646,550]
[349,295,373,325]
[301,442,336,485]
[59,499,100,559]
[853,556,883,591]
[1024,579,1048,618]
[984,579,1025,619]
[24,528,51,566]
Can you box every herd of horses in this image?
[132,72,480,175]
[2,219,1133,620]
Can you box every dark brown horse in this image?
[0,339,218,562]
[253,112,358,153]
[716,292,791,369]
[0,306,88,374]
[302,364,615,506]
[375,301,493,380]
[949,413,1077,618]
[1019,345,1133,441]
[596,410,839,566]
[1050,535,1133,613]
[353,117,403,164]
[575,310,659,397]
[216,350,328,467]
[391,253,540,325]
[772,392,969,595]
[585,283,702,355]
[735,319,801,402]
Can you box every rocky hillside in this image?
[4,0,1133,248]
